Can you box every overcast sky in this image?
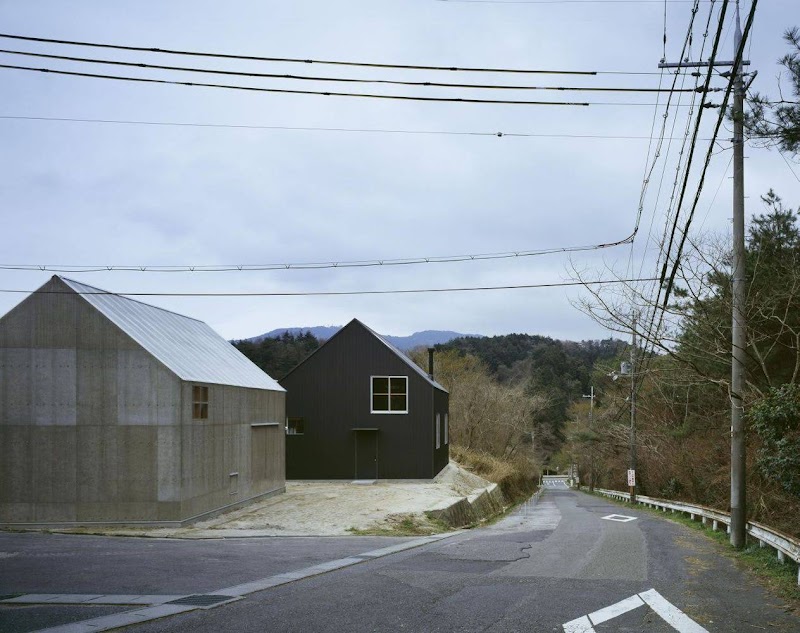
[0,0,796,341]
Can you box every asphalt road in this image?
[2,489,799,632]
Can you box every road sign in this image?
[627,469,636,487]
[563,588,708,632]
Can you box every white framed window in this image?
[371,376,408,414]
[444,413,449,445]
[436,413,441,448]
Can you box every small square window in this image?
[436,413,441,449]
[192,385,209,419]
[287,417,305,435]
[371,376,408,413]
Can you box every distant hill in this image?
[248,326,481,351]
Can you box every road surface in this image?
[2,488,798,632]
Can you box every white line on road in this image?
[639,589,710,633]
[562,615,595,633]
[587,594,644,624]
[562,589,709,633]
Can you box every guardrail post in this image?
[777,551,785,564]
[690,513,696,521]
[758,539,765,548]
[702,517,707,526]
[713,520,719,531]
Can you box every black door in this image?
[355,431,378,479]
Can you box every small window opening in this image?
[193,385,209,419]
[287,417,305,435]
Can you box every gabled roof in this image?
[57,277,283,391]
[283,318,448,393]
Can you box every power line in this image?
[0,63,702,106]
[435,0,705,3]
[660,0,757,310]
[0,48,712,93]
[0,114,725,141]
[0,277,662,297]
[0,236,636,274]
[657,0,732,304]
[0,64,597,106]
[0,32,638,76]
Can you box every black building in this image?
[280,319,449,480]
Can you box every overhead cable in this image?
[660,0,757,310]
[0,33,661,76]
[0,237,635,274]
[0,115,725,140]
[0,48,710,93]
[0,64,597,106]
[0,277,662,297]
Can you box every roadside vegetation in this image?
[561,189,800,539]
[597,493,800,610]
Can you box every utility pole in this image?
[658,0,751,548]
[730,1,747,549]
[629,312,637,503]
[582,386,595,492]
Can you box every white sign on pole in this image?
[627,469,636,487]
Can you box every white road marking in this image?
[601,514,637,522]
[639,589,710,633]
[562,589,709,633]
[588,594,645,624]
[562,615,595,633]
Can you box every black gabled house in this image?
[279,319,449,480]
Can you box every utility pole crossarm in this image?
[658,60,750,69]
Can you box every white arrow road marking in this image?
[562,589,709,633]
[639,589,710,633]
[562,616,594,633]
[586,594,644,624]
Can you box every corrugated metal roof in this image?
[283,318,447,393]
[58,277,283,391]
[358,320,448,393]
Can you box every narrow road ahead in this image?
[3,489,798,632]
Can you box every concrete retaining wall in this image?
[425,483,508,528]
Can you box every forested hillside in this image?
[233,331,320,380]
[438,334,628,451]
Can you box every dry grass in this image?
[450,446,538,503]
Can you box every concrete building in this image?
[280,319,449,480]
[0,276,285,526]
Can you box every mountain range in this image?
[248,326,482,351]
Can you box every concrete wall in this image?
[179,383,285,521]
[0,277,285,525]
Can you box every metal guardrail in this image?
[593,487,800,585]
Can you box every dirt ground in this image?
[51,463,493,538]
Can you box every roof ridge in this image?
[57,275,205,323]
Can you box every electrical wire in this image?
[0,236,635,274]
[0,64,598,106]
[0,49,713,93]
[0,114,723,141]
[660,0,757,309]
[0,277,662,297]
[0,32,652,76]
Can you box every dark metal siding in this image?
[280,320,448,480]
